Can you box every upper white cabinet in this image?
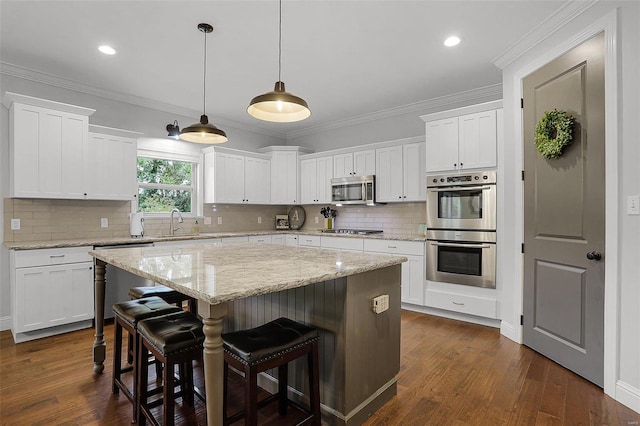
[85,126,139,201]
[375,142,425,203]
[3,92,95,199]
[270,150,298,204]
[204,147,270,204]
[422,101,501,173]
[300,156,333,204]
[333,150,375,178]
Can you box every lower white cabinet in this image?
[320,236,364,252]
[248,235,272,244]
[285,235,299,246]
[270,234,286,245]
[298,235,321,248]
[424,281,497,319]
[10,246,95,342]
[364,239,425,306]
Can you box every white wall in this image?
[499,1,639,412]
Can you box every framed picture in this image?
[275,215,290,230]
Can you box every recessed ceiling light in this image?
[98,45,116,55]
[444,36,461,47]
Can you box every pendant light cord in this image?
[203,28,207,115]
[278,0,282,82]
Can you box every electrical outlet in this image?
[100,218,109,228]
[372,295,389,314]
[315,216,319,224]
[204,216,212,225]
[258,216,262,224]
[628,195,640,215]
[10,218,20,230]
[217,217,223,225]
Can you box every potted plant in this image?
[320,206,337,230]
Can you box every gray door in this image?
[522,32,605,387]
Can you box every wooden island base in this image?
[223,265,402,425]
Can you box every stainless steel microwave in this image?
[331,175,376,206]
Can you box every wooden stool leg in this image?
[278,364,288,416]
[127,332,134,364]
[308,341,321,426]
[112,321,123,394]
[223,360,229,421]
[137,339,150,426]
[163,357,175,426]
[245,365,258,426]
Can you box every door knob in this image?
[586,251,602,261]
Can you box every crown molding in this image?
[286,83,503,141]
[0,61,285,138]
[491,0,599,70]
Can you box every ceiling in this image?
[0,0,568,138]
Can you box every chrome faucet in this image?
[170,208,183,236]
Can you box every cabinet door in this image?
[458,110,497,170]
[85,133,110,199]
[353,149,376,176]
[375,146,403,202]
[425,117,459,173]
[285,235,299,246]
[316,156,334,203]
[299,158,318,204]
[402,143,426,201]
[86,134,137,200]
[333,153,353,178]
[15,262,93,332]
[271,151,298,204]
[215,152,245,203]
[401,254,425,305]
[244,157,271,204]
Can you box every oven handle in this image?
[429,241,492,249]
[428,185,492,192]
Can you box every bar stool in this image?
[112,296,182,421]
[137,310,205,426]
[129,285,197,314]
[222,317,321,426]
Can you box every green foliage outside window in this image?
[137,157,193,213]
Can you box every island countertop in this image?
[89,242,407,305]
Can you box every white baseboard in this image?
[401,303,501,329]
[616,380,640,415]
[500,320,521,344]
[0,315,11,332]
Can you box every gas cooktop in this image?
[321,229,383,235]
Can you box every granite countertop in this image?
[5,230,427,250]
[89,243,407,305]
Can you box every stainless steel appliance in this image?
[331,175,376,206]
[426,230,496,288]
[426,171,496,231]
[321,229,383,235]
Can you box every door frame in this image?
[509,10,619,396]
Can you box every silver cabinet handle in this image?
[452,302,465,306]
[49,254,66,258]
[430,242,491,249]
[387,246,397,249]
[428,186,491,192]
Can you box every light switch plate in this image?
[217,217,223,225]
[204,216,212,225]
[258,216,262,224]
[372,295,389,314]
[10,218,20,230]
[628,195,640,215]
[101,218,108,227]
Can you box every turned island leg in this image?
[93,259,106,373]
[199,300,228,426]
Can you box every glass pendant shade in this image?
[180,114,228,144]
[248,81,311,122]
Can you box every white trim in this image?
[510,9,619,398]
[492,0,599,69]
[2,91,95,115]
[401,304,501,329]
[0,316,11,332]
[615,380,640,414]
[419,100,503,123]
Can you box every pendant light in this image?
[180,23,228,144]
[247,0,310,122]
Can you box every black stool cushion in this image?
[137,311,204,355]
[128,285,181,299]
[222,317,319,366]
[113,296,182,328]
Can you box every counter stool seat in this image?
[112,296,182,422]
[137,311,205,426]
[222,317,321,426]
[129,285,197,313]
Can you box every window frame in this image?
[134,148,204,218]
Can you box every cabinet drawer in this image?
[363,239,424,256]
[249,235,272,244]
[14,246,93,268]
[320,236,363,251]
[298,235,321,247]
[221,236,249,245]
[425,289,497,319]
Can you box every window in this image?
[137,157,195,213]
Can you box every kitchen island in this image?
[89,242,406,426]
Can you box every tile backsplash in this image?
[3,198,425,242]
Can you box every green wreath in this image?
[535,109,575,159]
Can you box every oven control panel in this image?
[427,170,496,187]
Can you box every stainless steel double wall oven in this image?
[426,171,497,288]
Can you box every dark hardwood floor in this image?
[1,310,638,425]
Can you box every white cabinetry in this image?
[320,236,364,252]
[3,92,95,199]
[298,235,321,248]
[249,235,272,244]
[285,235,299,246]
[333,150,376,178]
[85,126,139,201]
[270,234,286,245]
[364,239,425,306]
[270,150,299,204]
[300,156,333,204]
[424,281,497,319]
[10,246,94,342]
[422,102,501,173]
[204,148,271,204]
[375,142,425,203]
